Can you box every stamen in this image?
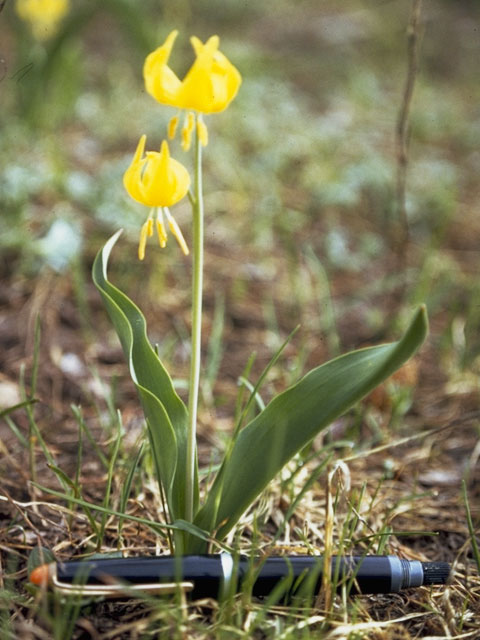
[196,117,208,147]
[168,115,179,140]
[164,208,189,255]
[156,209,168,248]
[181,112,195,151]
[138,218,153,260]
[146,217,154,236]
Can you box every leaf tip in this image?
[401,304,428,355]
[416,303,429,337]
[99,229,124,278]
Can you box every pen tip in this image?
[422,562,451,585]
[30,564,50,586]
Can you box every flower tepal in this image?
[144,30,242,114]
[123,135,191,259]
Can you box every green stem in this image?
[186,117,204,522]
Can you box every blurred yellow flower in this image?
[123,135,191,259]
[16,0,69,41]
[144,30,242,114]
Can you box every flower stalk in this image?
[120,30,241,536]
[185,116,204,522]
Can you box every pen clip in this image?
[51,570,194,597]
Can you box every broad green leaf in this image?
[194,306,428,543]
[92,231,197,521]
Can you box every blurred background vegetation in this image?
[1,0,480,473]
[1,1,480,636]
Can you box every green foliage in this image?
[193,306,427,544]
[92,230,198,528]
[93,231,427,552]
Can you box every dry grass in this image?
[1,304,479,638]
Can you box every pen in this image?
[29,554,451,599]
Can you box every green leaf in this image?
[194,306,428,543]
[92,231,196,521]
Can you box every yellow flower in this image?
[144,30,241,114]
[124,135,190,208]
[123,135,191,259]
[15,0,69,41]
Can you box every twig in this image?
[462,480,480,574]
[394,0,423,264]
[316,465,335,612]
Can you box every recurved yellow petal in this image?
[144,30,183,107]
[123,135,148,205]
[143,30,241,114]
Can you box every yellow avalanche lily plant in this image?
[93,26,429,555]
[123,135,191,259]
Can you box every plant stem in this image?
[394,0,422,263]
[463,480,480,573]
[186,117,204,522]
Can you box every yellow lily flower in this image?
[123,135,191,259]
[124,135,190,208]
[15,0,69,41]
[144,30,242,115]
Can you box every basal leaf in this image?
[92,231,197,521]
[194,306,428,544]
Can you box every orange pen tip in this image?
[30,564,50,586]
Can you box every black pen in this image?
[30,554,450,599]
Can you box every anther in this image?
[168,115,179,140]
[197,117,208,147]
[156,209,168,248]
[138,217,154,260]
[181,112,195,151]
[164,208,189,255]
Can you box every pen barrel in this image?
[56,555,427,598]
[238,556,420,597]
[57,556,226,599]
